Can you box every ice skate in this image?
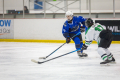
[100,59,111,64]
[77,51,88,58]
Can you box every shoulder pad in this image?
[74,16,77,18]
[72,16,76,19]
[91,25,96,28]
[78,16,82,18]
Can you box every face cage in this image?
[66,15,73,21]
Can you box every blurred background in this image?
[0,0,120,19]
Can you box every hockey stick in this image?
[39,32,80,59]
[31,49,81,64]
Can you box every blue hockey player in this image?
[62,11,88,58]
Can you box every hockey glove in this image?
[80,27,85,33]
[66,37,71,44]
[82,44,88,50]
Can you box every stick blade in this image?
[31,59,38,63]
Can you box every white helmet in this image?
[65,11,73,17]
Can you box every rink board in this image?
[0,18,120,43]
[0,39,120,44]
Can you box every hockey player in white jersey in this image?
[82,18,115,64]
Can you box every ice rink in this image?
[0,42,120,80]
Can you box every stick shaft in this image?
[46,43,66,58]
[38,49,80,64]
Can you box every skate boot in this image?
[77,51,88,57]
[82,53,88,57]
[111,56,115,62]
[109,56,116,64]
[100,59,111,64]
[108,54,116,63]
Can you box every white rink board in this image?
[14,19,86,40]
[14,19,66,40]
[0,19,14,39]
[0,18,120,40]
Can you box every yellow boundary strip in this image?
[0,39,120,44]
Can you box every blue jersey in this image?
[62,16,87,38]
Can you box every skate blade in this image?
[79,57,87,59]
[39,57,46,59]
[79,57,84,59]
[79,56,88,59]
[110,61,116,64]
[100,63,110,66]
[31,59,38,63]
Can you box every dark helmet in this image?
[85,18,94,28]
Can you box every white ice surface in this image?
[0,42,120,80]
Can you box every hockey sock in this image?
[97,47,108,61]
[104,49,113,60]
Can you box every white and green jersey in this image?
[85,23,106,46]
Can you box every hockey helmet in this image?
[65,11,73,17]
[85,18,94,28]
